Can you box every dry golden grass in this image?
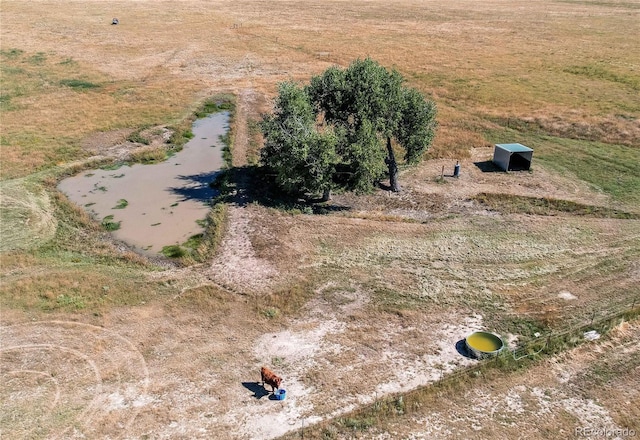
[2,0,638,177]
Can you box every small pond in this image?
[58,112,229,254]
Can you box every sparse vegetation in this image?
[473,193,639,218]
[128,146,167,164]
[59,79,100,90]
[160,245,186,258]
[127,129,151,145]
[1,0,639,438]
[194,94,235,117]
[113,199,128,209]
[100,215,120,231]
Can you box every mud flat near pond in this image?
[58,112,228,254]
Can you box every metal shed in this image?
[493,143,533,171]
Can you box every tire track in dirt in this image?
[0,321,150,439]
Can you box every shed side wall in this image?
[493,147,511,171]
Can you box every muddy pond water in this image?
[58,112,228,254]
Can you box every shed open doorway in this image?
[493,143,533,171]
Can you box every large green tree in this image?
[260,82,339,200]
[261,58,437,197]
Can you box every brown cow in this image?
[260,366,282,392]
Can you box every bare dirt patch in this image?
[80,125,175,163]
[1,320,149,439]
[207,205,279,294]
[0,284,484,440]
[356,321,640,440]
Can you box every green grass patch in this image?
[536,137,640,207]
[183,233,204,250]
[54,294,86,310]
[1,48,25,58]
[59,79,101,90]
[154,224,211,260]
[161,245,186,258]
[488,129,640,208]
[221,142,232,167]
[473,193,639,218]
[246,119,262,165]
[185,203,228,262]
[0,93,14,111]
[101,215,120,231]
[263,307,280,319]
[194,94,235,117]
[564,64,640,91]
[339,417,376,431]
[112,199,128,209]
[28,52,47,64]
[497,316,547,340]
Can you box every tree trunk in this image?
[321,188,332,202]
[386,136,401,192]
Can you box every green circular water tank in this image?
[465,331,504,359]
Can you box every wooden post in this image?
[546,335,551,354]
[441,165,445,179]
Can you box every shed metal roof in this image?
[495,143,533,153]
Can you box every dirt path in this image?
[205,87,280,294]
[207,205,278,294]
[231,88,258,168]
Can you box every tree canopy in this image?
[260,58,437,198]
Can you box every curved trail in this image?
[1,321,149,439]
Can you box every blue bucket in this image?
[275,389,287,400]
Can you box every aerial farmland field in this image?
[1,1,639,439]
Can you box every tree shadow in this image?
[473,161,503,173]
[222,165,351,214]
[167,171,223,203]
[377,181,392,191]
[242,381,270,400]
[455,339,475,359]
